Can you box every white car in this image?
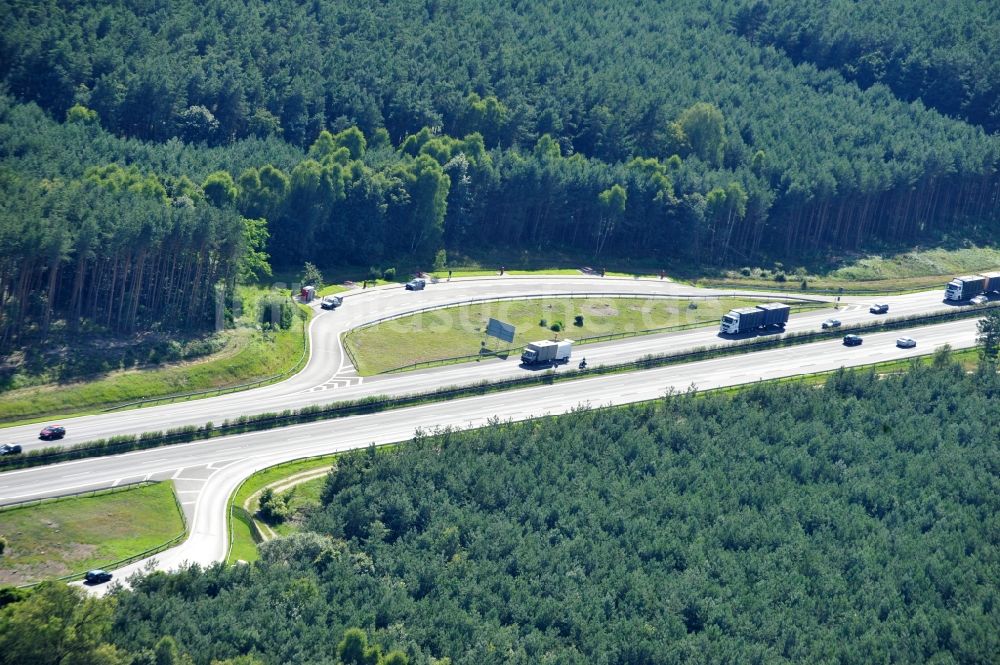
[320,295,342,310]
[896,337,916,349]
[821,318,841,329]
[970,295,988,305]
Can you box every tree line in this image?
[1,0,998,259]
[5,90,1000,347]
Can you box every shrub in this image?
[574,315,584,327]
[301,262,323,288]
[259,295,294,330]
[433,249,448,271]
[382,267,396,281]
[539,318,547,327]
[550,321,563,332]
[0,535,6,556]
[773,272,787,283]
[739,267,752,276]
[257,487,294,523]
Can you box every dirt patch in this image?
[0,542,97,585]
[583,303,618,317]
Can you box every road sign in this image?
[486,318,515,343]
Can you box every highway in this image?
[0,274,985,590]
[0,317,982,588]
[0,276,968,450]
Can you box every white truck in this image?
[719,302,790,335]
[521,339,573,366]
[944,273,1000,301]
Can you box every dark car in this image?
[405,278,426,291]
[0,443,22,455]
[843,334,863,346]
[869,303,889,314]
[39,425,66,440]
[84,570,113,584]
[320,295,342,310]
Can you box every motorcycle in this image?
[578,358,588,370]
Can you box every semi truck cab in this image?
[720,313,739,334]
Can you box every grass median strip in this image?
[3,304,993,473]
[0,481,185,586]
[346,296,781,375]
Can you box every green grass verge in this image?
[227,511,260,564]
[0,481,184,586]
[228,457,337,563]
[697,246,1000,294]
[345,296,770,375]
[0,289,310,425]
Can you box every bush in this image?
[550,321,563,332]
[258,295,295,330]
[382,267,396,281]
[539,318,547,327]
[739,267,752,277]
[257,487,294,523]
[0,535,6,556]
[301,262,323,288]
[773,272,787,283]
[800,279,809,290]
[574,315,584,327]
[433,249,448,271]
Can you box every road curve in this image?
[1,275,966,451]
[2,317,980,592]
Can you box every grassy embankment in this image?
[228,457,341,564]
[694,246,1000,293]
[0,287,310,425]
[345,296,802,375]
[0,481,184,586]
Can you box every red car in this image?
[39,425,66,440]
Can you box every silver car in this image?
[821,318,841,329]
[896,337,916,348]
[970,295,988,305]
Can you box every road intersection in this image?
[0,275,985,586]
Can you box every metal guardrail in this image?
[2,480,189,587]
[351,292,828,373]
[347,291,828,334]
[3,302,995,473]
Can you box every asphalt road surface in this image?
[0,317,980,592]
[1,276,970,451]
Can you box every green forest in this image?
[2,0,1000,344]
[2,357,997,664]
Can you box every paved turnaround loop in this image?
[0,275,982,590]
[0,276,959,450]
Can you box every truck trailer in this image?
[521,339,573,366]
[719,303,790,335]
[945,273,1000,301]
